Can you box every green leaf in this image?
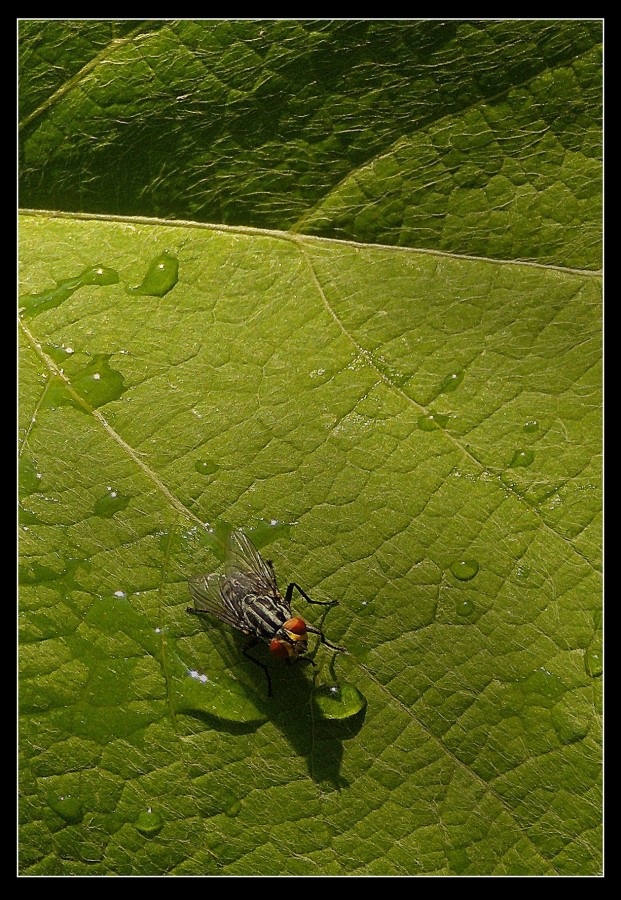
[19,212,601,875]
[20,20,602,266]
[19,20,601,876]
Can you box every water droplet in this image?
[172,664,266,724]
[70,354,126,407]
[129,251,179,297]
[41,341,76,364]
[135,808,164,836]
[20,266,119,317]
[516,563,531,581]
[93,488,131,518]
[521,666,566,703]
[439,369,464,394]
[357,598,377,618]
[456,598,475,616]
[313,683,367,720]
[449,559,479,581]
[223,794,242,818]
[245,518,297,550]
[523,419,540,433]
[194,459,220,476]
[509,449,535,468]
[418,411,449,431]
[47,793,84,824]
[584,646,602,678]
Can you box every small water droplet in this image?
[70,354,126,407]
[47,793,84,824]
[19,456,42,498]
[313,683,367,720]
[357,598,377,618]
[584,646,602,678]
[20,266,119,318]
[129,251,179,297]
[449,559,479,581]
[516,563,531,580]
[418,411,449,431]
[456,598,475,616]
[224,795,242,818]
[135,808,164,836]
[194,459,220,476]
[509,449,535,468]
[523,419,540,433]
[93,488,131,518]
[439,369,464,394]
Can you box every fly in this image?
[187,528,345,695]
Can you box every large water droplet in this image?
[70,354,126,407]
[129,251,179,297]
[47,793,84,824]
[93,487,131,518]
[172,665,266,724]
[20,266,119,318]
[449,559,479,581]
[523,419,540,433]
[135,808,164,836]
[313,683,366,720]
[509,449,535,468]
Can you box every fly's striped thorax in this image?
[242,593,288,639]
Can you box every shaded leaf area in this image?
[18,215,602,874]
[19,19,601,267]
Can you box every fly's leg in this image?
[284,582,345,651]
[242,637,273,697]
[284,582,338,607]
[305,623,346,653]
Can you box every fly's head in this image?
[269,616,309,660]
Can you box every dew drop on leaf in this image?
[418,411,449,431]
[439,369,464,394]
[584,646,602,678]
[456,598,475,616]
[47,793,84,824]
[508,448,535,468]
[129,251,179,297]
[449,559,479,581]
[93,487,131,518]
[313,683,366,720]
[135,808,164,836]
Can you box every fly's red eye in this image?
[269,638,291,659]
[284,617,307,635]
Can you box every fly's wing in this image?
[188,572,246,631]
[225,529,278,592]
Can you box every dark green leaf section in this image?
[18,215,601,875]
[19,20,601,266]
